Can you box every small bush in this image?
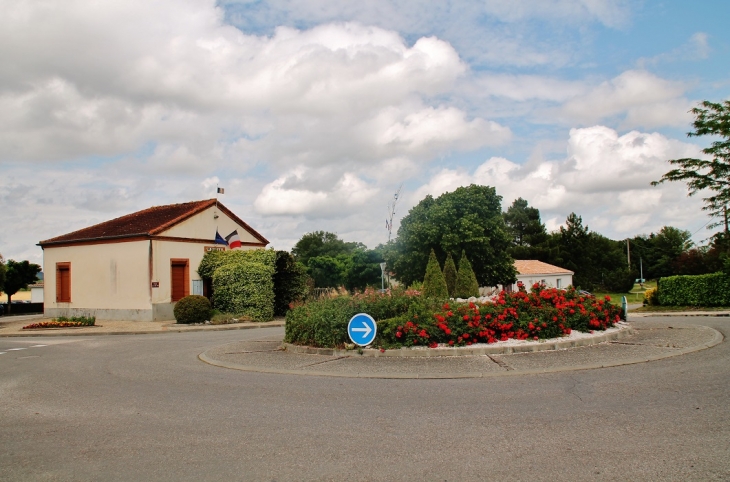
[422,249,448,299]
[454,251,479,298]
[443,253,458,298]
[174,295,212,324]
[643,287,659,306]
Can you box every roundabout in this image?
[199,319,723,378]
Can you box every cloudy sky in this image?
[2,0,730,265]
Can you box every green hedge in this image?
[173,295,212,324]
[212,261,275,322]
[273,251,309,316]
[284,288,433,347]
[198,249,276,279]
[658,272,730,306]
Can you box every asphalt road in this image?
[1,316,728,481]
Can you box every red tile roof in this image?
[514,260,573,276]
[39,199,268,246]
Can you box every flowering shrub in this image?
[376,285,623,348]
[23,316,96,329]
[285,285,623,349]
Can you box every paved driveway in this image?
[1,316,728,481]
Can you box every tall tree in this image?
[443,253,458,297]
[652,100,730,237]
[503,198,548,247]
[387,184,516,287]
[648,226,693,279]
[3,260,41,313]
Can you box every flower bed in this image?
[285,286,623,349]
[377,287,622,348]
[23,316,96,330]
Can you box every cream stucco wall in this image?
[164,205,262,244]
[44,241,151,319]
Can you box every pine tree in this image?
[443,253,458,297]
[454,251,479,298]
[422,249,448,299]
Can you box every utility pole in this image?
[627,239,631,267]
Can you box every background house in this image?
[38,199,268,321]
[511,260,574,291]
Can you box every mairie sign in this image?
[347,313,377,347]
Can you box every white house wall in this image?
[43,241,152,321]
[513,274,573,291]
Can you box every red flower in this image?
[462,333,469,339]
[448,340,455,346]
[396,331,402,338]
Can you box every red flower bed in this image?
[379,285,623,348]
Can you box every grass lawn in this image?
[593,280,656,307]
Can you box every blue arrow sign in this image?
[347,313,377,347]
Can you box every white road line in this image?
[30,345,47,347]
[6,348,26,351]
[0,352,6,355]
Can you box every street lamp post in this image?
[380,262,387,292]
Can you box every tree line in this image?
[292,185,729,293]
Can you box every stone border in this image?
[198,325,724,379]
[283,323,634,357]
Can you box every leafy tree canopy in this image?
[653,100,730,233]
[3,259,41,306]
[387,184,516,287]
[292,231,365,266]
[0,254,6,294]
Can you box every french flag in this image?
[225,230,242,250]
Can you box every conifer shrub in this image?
[173,295,212,324]
[422,249,448,299]
[454,251,479,298]
[443,253,458,297]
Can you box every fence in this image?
[0,303,44,316]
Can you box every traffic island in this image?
[199,321,723,379]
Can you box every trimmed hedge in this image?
[285,288,431,348]
[174,295,212,324]
[213,261,275,322]
[658,272,730,306]
[198,249,276,279]
[454,251,479,298]
[422,249,448,299]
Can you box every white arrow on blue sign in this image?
[347,313,377,347]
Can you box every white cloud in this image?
[411,126,711,242]
[560,70,693,129]
[255,168,379,216]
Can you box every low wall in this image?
[0,303,44,316]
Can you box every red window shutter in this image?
[56,263,71,303]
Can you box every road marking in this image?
[30,345,47,348]
[6,348,26,351]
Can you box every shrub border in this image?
[282,323,634,357]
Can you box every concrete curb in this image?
[282,324,634,357]
[198,325,724,379]
[0,321,285,337]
